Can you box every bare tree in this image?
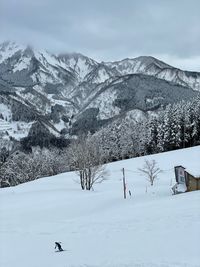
[68,134,108,190]
[138,159,162,186]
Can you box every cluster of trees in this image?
[0,139,107,190]
[0,96,199,189]
[21,121,70,151]
[0,147,69,187]
[91,96,200,161]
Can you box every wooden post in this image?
[122,168,126,199]
[183,121,186,148]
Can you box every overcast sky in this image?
[0,0,200,71]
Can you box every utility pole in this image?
[183,120,186,148]
[122,168,126,199]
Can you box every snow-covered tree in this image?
[68,134,108,190]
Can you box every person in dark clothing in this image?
[55,242,63,251]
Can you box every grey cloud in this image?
[0,0,200,70]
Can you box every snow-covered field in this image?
[0,146,200,267]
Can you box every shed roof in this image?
[175,165,186,169]
[185,168,200,179]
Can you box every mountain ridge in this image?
[0,41,199,146]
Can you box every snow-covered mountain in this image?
[105,56,200,91]
[0,41,200,142]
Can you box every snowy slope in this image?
[0,41,26,64]
[0,146,200,267]
[58,53,98,82]
[0,102,34,140]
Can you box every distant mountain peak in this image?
[57,52,98,81]
[133,55,173,68]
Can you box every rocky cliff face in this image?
[0,41,199,144]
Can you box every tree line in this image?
[91,96,200,161]
[0,96,199,189]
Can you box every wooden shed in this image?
[185,170,200,191]
[173,165,200,194]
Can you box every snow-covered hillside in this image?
[0,146,200,267]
